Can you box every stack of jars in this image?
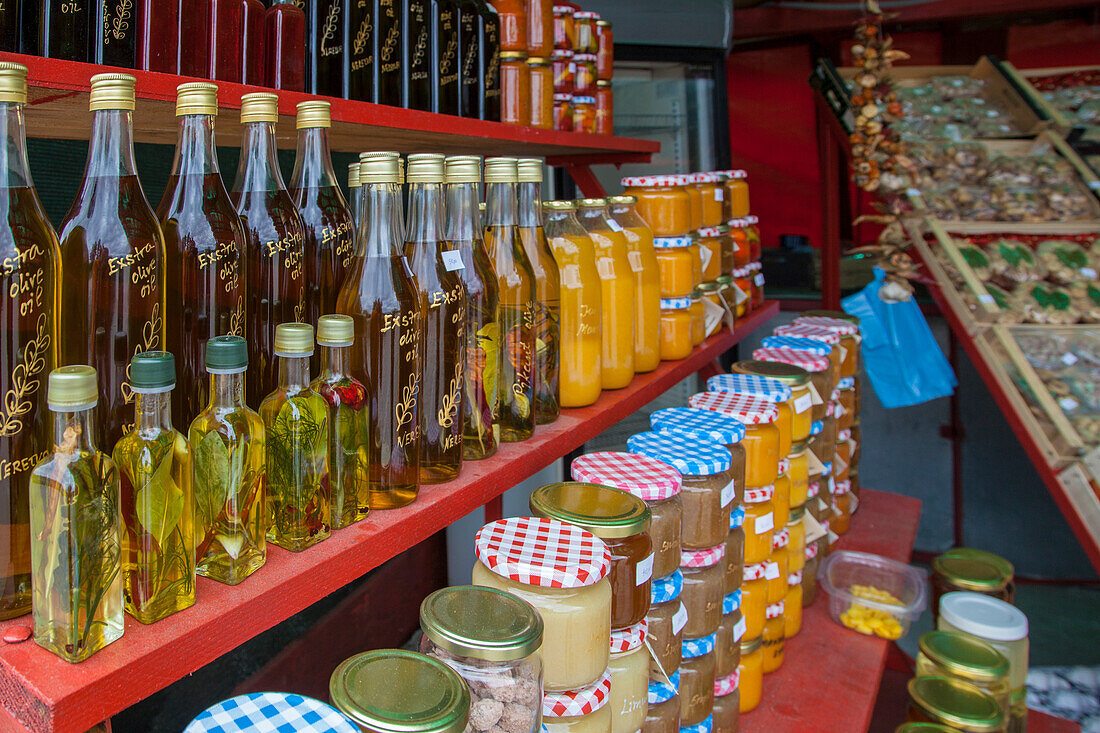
[713,171,760,319]
[550,5,613,132]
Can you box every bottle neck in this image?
[445,182,480,242]
[289,126,339,191]
[320,344,350,378]
[210,371,247,410]
[0,102,33,189]
[133,391,174,435]
[171,113,220,178]
[485,181,517,227]
[54,408,97,454]
[233,121,287,194]
[517,181,541,228]
[406,181,446,244]
[278,354,311,389]
[361,181,405,257]
[85,108,139,179]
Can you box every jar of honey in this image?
[762,601,785,673]
[728,360,814,444]
[737,637,763,713]
[645,677,680,733]
[773,458,791,528]
[621,176,692,237]
[573,10,598,53]
[595,80,612,135]
[653,236,699,298]
[552,93,573,131]
[831,480,851,536]
[680,635,716,727]
[688,391,781,488]
[595,20,613,79]
[689,292,705,347]
[572,95,595,133]
[741,486,775,565]
[551,48,574,93]
[658,298,693,361]
[500,51,531,126]
[528,57,553,129]
[684,176,703,232]
[552,5,574,50]
[573,53,597,95]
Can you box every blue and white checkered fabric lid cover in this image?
[811,420,824,435]
[184,693,358,733]
[838,376,855,389]
[729,505,745,529]
[660,297,693,310]
[761,334,831,355]
[723,589,742,614]
[650,407,746,445]
[648,670,680,704]
[627,431,731,475]
[653,236,694,248]
[705,373,791,402]
[682,632,717,659]
[651,568,683,604]
[681,714,713,733]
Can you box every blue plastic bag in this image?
[842,268,956,408]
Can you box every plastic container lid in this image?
[938,592,1028,642]
[474,517,611,589]
[627,430,732,476]
[681,543,725,569]
[682,633,716,659]
[650,407,746,445]
[571,451,683,501]
[705,373,791,402]
[419,586,543,662]
[689,391,780,425]
[610,619,648,653]
[795,315,859,336]
[760,335,832,356]
[130,351,176,392]
[543,668,612,718]
[752,347,830,373]
[651,569,683,604]
[648,672,679,704]
[185,693,359,733]
[906,676,1006,732]
[714,670,739,698]
[918,630,1009,684]
[722,589,742,614]
[205,335,248,373]
[653,235,694,248]
[530,482,651,538]
[773,323,841,345]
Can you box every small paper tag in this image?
[836,342,848,366]
[606,218,624,233]
[755,511,774,534]
[806,449,827,475]
[906,187,921,198]
[672,602,688,635]
[703,297,725,338]
[1082,267,1098,279]
[828,528,839,544]
[833,400,846,417]
[849,492,860,515]
[817,496,829,513]
[833,450,849,476]
[794,393,813,414]
[714,188,724,201]
[730,282,749,305]
[808,381,824,405]
[636,553,654,586]
[764,562,781,580]
[1059,397,1080,412]
[977,294,995,304]
[699,243,713,272]
[721,479,737,508]
[1062,352,1079,366]
[627,250,645,273]
[733,615,747,641]
[803,512,827,544]
[597,257,615,280]
[754,272,765,287]
[441,249,465,271]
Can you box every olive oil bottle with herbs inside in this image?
[0,62,61,621]
[112,352,195,624]
[158,81,248,429]
[231,92,307,407]
[189,335,266,585]
[59,73,166,450]
[443,155,499,460]
[29,366,123,663]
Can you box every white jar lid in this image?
[939,591,1028,642]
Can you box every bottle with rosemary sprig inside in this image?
[29,366,123,662]
[260,323,330,550]
[112,351,195,623]
[311,315,369,529]
[188,335,266,584]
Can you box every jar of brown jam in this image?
[725,506,745,593]
[552,5,574,50]
[645,676,680,733]
[712,670,740,733]
[646,570,685,678]
[680,544,726,639]
[680,634,717,727]
[715,591,744,678]
[650,406,746,512]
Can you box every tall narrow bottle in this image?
[260,323,330,551]
[0,62,61,621]
[179,0,212,77]
[96,0,137,67]
[0,1,17,53]
[59,73,167,449]
[457,0,480,117]
[311,315,369,528]
[241,0,267,84]
[482,157,535,442]
[348,0,376,101]
[136,0,180,73]
[189,336,265,584]
[112,352,195,624]
[348,162,361,230]
[290,102,355,330]
[32,1,93,61]
[307,0,348,97]
[608,195,661,374]
[231,92,307,407]
[577,198,635,390]
[158,82,248,429]
[29,366,123,662]
[516,158,559,424]
[433,0,460,115]
[206,0,245,81]
[336,153,423,509]
[403,0,432,111]
[265,1,307,91]
[444,156,499,460]
[477,1,501,121]
[375,0,402,105]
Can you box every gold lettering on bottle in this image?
[0,313,49,438]
[61,2,82,13]
[394,319,420,446]
[437,359,462,430]
[320,0,343,57]
[411,27,428,80]
[102,0,132,43]
[0,448,49,480]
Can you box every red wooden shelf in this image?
[0,301,778,733]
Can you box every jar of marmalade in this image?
[500,51,531,126]
[732,268,752,318]
[691,172,724,229]
[492,0,529,52]
[645,570,685,678]
[595,80,612,135]
[689,292,705,347]
[552,48,574,93]
[729,219,751,267]
[752,344,833,422]
[740,562,767,641]
[748,262,764,308]
[741,485,775,565]
[688,391,781,488]
[573,10,598,53]
[553,93,573,131]
[762,601,785,673]
[745,215,761,260]
[622,176,692,237]
[573,53,597,95]
[766,529,789,604]
[737,638,763,713]
[652,236,699,298]
[836,377,856,430]
[724,170,749,219]
[595,20,613,79]
[787,440,812,507]
[572,95,595,133]
[705,372,795,456]
[773,458,791,528]
[552,5,575,50]
[696,228,725,283]
[528,57,554,129]
[784,572,803,637]
[658,298,693,361]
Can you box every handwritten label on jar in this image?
[733,615,747,642]
[721,479,737,508]
[606,218,623,233]
[793,393,813,414]
[714,188,724,201]
[764,562,781,580]
[636,553,654,586]
[754,511,774,534]
[441,249,465,271]
[672,603,688,635]
[754,272,765,287]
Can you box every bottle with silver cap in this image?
[59,73,167,450]
[29,366,124,662]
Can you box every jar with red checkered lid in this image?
[688,391,780,489]
[712,668,740,733]
[751,343,834,421]
[620,175,691,237]
[607,620,649,733]
[679,544,727,639]
[542,668,612,733]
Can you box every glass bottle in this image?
[290,101,355,331]
[231,92,307,408]
[94,0,137,67]
[0,1,16,52]
[433,0,460,115]
[405,154,465,484]
[29,366,123,662]
[374,0,402,106]
[241,0,267,84]
[310,315,369,529]
[265,1,307,91]
[336,152,423,510]
[525,0,551,56]
[457,0,480,117]
[576,198,635,390]
[32,0,93,62]
[59,73,167,450]
[482,157,535,442]
[158,82,248,430]
[477,0,501,121]
[348,0,376,102]
[542,201,601,408]
[444,156,499,460]
[179,0,212,77]
[307,0,347,97]
[206,0,245,82]
[608,195,660,374]
[111,352,195,624]
[515,158,559,424]
[348,162,361,230]
[488,0,524,51]
[188,335,266,584]
[403,0,432,111]
[260,323,330,551]
[136,0,180,73]
[0,62,61,621]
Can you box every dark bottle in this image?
[433,0,459,115]
[207,0,245,81]
[231,93,308,406]
[374,0,401,106]
[241,0,267,84]
[307,0,348,97]
[32,0,93,61]
[96,0,138,67]
[348,0,375,101]
[265,1,307,91]
[402,0,431,111]
[136,0,180,73]
[456,0,480,118]
[179,0,212,77]
[157,83,248,428]
[0,1,19,52]
[477,0,501,122]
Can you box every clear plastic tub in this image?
[818,550,927,640]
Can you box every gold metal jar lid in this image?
[360,152,400,184]
[90,72,136,111]
[918,631,1009,685]
[739,636,762,655]
[444,155,481,183]
[516,158,543,183]
[895,724,958,733]
[790,437,813,454]
[296,100,331,129]
[906,676,1006,732]
[240,92,279,123]
[420,586,543,662]
[530,481,651,538]
[543,200,576,211]
[48,366,98,411]
[484,157,518,183]
[406,153,445,183]
[527,56,550,66]
[932,550,1012,593]
[732,359,811,387]
[317,315,355,347]
[0,62,27,105]
[175,82,218,117]
[348,162,361,188]
[576,197,607,208]
[330,650,470,733]
[607,195,637,205]
[274,323,315,356]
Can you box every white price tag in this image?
[699,243,713,272]
[754,273,765,286]
[1089,180,1100,191]
[808,381,824,405]
[1081,267,1097,279]
[730,282,749,305]
[672,603,688,635]
[733,615,747,642]
[627,250,645,273]
[441,249,465,271]
[833,450,849,476]
[977,294,995,304]
[803,512,827,544]
[836,342,848,366]
[597,257,615,280]
[721,479,737,508]
[754,511,774,534]
[806,449,827,474]
[606,218,624,232]
[636,553,654,586]
[702,297,725,338]
[817,496,830,514]
[1062,352,1079,366]
[764,562,781,580]
[906,187,921,198]
[833,400,846,417]
[794,393,813,414]
[849,492,860,515]
[1060,397,1080,412]
[714,188,724,201]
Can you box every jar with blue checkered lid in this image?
[682,714,713,733]
[732,358,815,440]
[186,692,360,733]
[715,591,744,679]
[644,673,680,733]
[649,407,746,512]
[646,569,686,678]
[687,392,779,489]
[679,633,717,726]
[543,668,613,733]
[770,323,843,391]
[705,372,793,455]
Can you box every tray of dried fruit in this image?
[999,63,1100,136]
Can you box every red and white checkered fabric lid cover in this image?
[610,619,648,653]
[837,429,852,441]
[746,215,759,225]
[794,315,859,336]
[743,562,767,581]
[807,481,821,499]
[688,391,779,424]
[751,347,830,373]
[766,601,785,619]
[778,456,790,474]
[680,543,726,569]
[697,226,722,237]
[773,323,841,345]
[712,169,747,179]
[745,485,774,503]
[543,668,612,718]
[715,670,740,697]
[621,175,683,188]
[806,542,820,560]
[826,400,836,418]
[475,517,611,589]
[571,451,683,501]
[788,571,803,585]
[833,479,851,495]
[771,527,790,549]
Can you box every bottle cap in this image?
[240,92,279,124]
[47,366,98,411]
[348,162,360,188]
[274,323,315,357]
[526,56,550,66]
[317,315,355,347]
[0,62,27,105]
[444,155,481,184]
[296,100,331,129]
[499,51,528,61]
[129,351,176,393]
[516,158,543,183]
[359,152,400,184]
[175,82,218,117]
[205,335,248,374]
[542,200,575,211]
[607,195,636,205]
[576,197,607,208]
[483,157,519,183]
[406,153,445,183]
[89,73,136,112]
[397,156,406,185]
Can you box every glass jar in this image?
[493,0,529,52]
[419,586,543,733]
[684,179,703,233]
[794,315,860,380]
[573,53,597,95]
[851,421,862,472]
[837,378,856,430]
[552,5,574,50]
[689,293,705,347]
[530,482,653,630]
[788,441,811,508]
[649,406,746,514]
[802,542,820,605]
[680,634,717,727]
[691,172,724,229]
[906,676,1007,733]
[621,176,692,237]
[595,80,612,135]
[748,262,764,309]
[646,570,685,678]
[835,434,851,481]
[609,621,650,733]
[646,677,680,733]
[705,373,794,457]
[725,508,745,593]
[723,171,749,219]
[573,95,595,133]
[769,325,842,392]
[572,10,597,53]
[737,638,763,713]
[784,573,803,637]
[751,345,832,422]
[552,49,574,94]
[916,631,1012,720]
[527,0,554,57]
[773,462,791,528]
[595,20,613,79]
[712,671,740,733]
[740,563,767,641]
[762,602,785,673]
[659,298,693,361]
[544,669,614,733]
[688,391,780,488]
[654,236,700,298]
[766,529,789,604]
[742,485,775,565]
[745,216,761,261]
[729,221,750,267]
[696,228,725,283]
[500,51,532,126]
[736,361,815,444]
[806,475,823,522]
[931,549,1015,626]
[786,506,806,574]
[474,517,612,691]
[715,591,744,678]
[732,268,752,318]
[831,480,851,536]
[553,93,573,131]
[528,57,554,129]
[681,544,727,638]
[715,226,735,276]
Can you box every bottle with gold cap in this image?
[188,335,266,585]
[290,101,355,330]
[542,200,601,408]
[607,195,660,374]
[231,92,308,407]
[29,366,123,662]
[335,152,424,509]
[260,323,330,551]
[443,155,500,460]
[516,158,560,424]
[111,351,195,624]
[348,162,362,230]
[157,81,248,429]
[405,154,466,483]
[59,72,167,450]
[310,315,369,528]
[576,198,635,390]
[482,157,535,442]
[0,62,61,621]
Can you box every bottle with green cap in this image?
[310,315,370,528]
[260,323,330,551]
[188,335,267,585]
[111,352,196,624]
[59,72,166,450]
[29,365,124,662]
[157,81,248,429]
[0,61,61,621]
